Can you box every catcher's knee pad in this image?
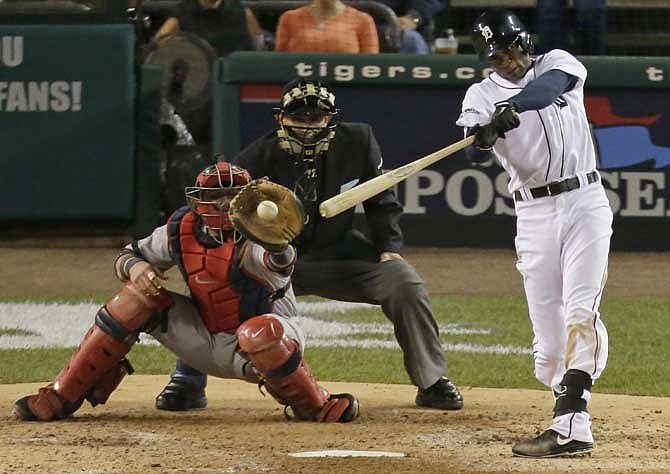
[236,314,294,373]
[104,282,174,333]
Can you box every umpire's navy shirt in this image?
[232,122,404,256]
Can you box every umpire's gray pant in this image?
[293,258,447,390]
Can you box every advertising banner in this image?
[237,85,670,249]
[218,53,670,249]
[0,25,135,220]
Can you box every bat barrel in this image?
[319,136,474,219]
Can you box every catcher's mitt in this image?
[229,179,306,252]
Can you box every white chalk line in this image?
[0,302,530,355]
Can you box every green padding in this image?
[0,24,135,220]
[131,65,163,239]
[218,51,670,88]
[213,52,670,157]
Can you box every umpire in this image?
[155,78,463,411]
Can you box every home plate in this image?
[289,450,406,458]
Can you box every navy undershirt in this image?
[466,69,578,162]
[508,69,578,113]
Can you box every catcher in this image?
[13,162,359,424]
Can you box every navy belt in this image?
[514,171,598,201]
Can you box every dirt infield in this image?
[1,247,669,473]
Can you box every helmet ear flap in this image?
[516,31,534,56]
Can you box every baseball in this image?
[256,200,279,220]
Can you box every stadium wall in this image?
[214,52,670,250]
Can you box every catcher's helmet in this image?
[185,161,251,239]
[471,9,533,61]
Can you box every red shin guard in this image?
[237,315,359,422]
[18,283,172,421]
[86,358,135,407]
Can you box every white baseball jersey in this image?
[457,49,596,193]
[457,49,613,443]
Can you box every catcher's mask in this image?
[273,79,338,160]
[185,162,251,243]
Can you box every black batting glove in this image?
[470,124,499,151]
[491,101,520,137]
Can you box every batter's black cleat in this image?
[155,379,207,411]
[512,429,594,458]
[415,377,464,410]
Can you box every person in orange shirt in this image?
[275,0,379,54]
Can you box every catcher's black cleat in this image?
[155,379,207,411]
[285,393,360,423]
[416,377,464,410]
[512,429,594,458]
[329,393,360,422]
[13,392,83,422]
[13,396,38,421]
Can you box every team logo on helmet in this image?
[481,25,494,42]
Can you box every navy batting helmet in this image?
[471,9,533,61]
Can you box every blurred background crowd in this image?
[3,0,670,57]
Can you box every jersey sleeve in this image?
[456,85,490,128]
[134,225,175,272]
[238,241,292,292]
[537,49,587,89]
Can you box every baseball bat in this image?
[319,135,475,219]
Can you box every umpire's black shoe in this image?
[512,429,594,458]
[415,377,464,410]
[155,379,207,411]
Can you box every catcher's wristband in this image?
[114,249,146,281]
[265,246,296,274]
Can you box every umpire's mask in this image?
[274,79,338,161]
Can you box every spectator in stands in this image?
[535,0,607,55]
[154,0,264,55]
[377,0,448,54]
[153,0,264,143]
[275,0,379,53]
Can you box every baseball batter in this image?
[457,10,613,458]
[13,162,359,424]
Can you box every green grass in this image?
[0,329,36,336]
[2,295,669,397]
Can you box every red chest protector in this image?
[170,210,242,334]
